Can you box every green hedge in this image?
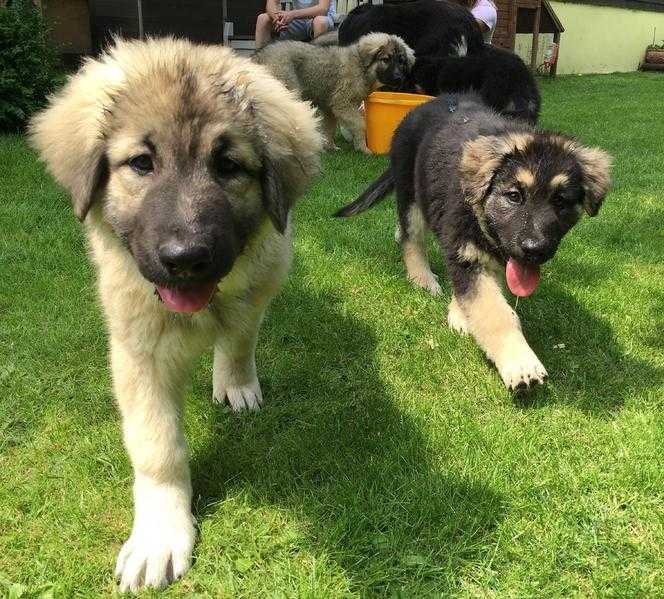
[0,0,62,132]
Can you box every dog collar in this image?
[444,94,458,113]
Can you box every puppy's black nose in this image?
[159,241,212,277]
[520,237,552,263]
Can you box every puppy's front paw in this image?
[447,298,468,335]
[115,508,196,592]
[213,378,263,412]
[353,140,372,154]
[409,270,442,296]
[496,346,548,391]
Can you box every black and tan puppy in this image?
[336,94,612,390]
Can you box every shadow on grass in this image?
[322,208,663,415]
[514,281,663,413]
[191,283,504,595]
[641,290,664,352]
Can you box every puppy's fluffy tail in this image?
[334,169,394,217]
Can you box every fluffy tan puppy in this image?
[30,37,322,592]
[254,32,415,152]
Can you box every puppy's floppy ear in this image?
[573,145,613,216]
[400,37,416,68]
[459,133,534,205]
[29,54,123,221]
[357,32,389,67]
[261,154,288,234]
[65,145,109,221]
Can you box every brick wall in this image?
[492,0,515,48]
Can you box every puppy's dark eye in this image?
[506,190,523,205]
[128,154,154,175]
[211,150,241,178]
[552,192,568,207]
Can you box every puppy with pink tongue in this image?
[336,92,612,391]
[29,37,324,593]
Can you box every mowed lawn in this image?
[1,72,663,598]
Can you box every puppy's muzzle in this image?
[519,236,557,265]
[158,240,213,280]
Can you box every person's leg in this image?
[311,15,333,40]
[255,12,273,49]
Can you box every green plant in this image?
[0,0,61,132]
[647,40,664,50]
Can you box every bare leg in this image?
[255,13,274,49]
[311,15,331,40]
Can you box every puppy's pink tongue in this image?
[506,258,540,297]
[157,281,217,313]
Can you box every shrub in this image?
[0,0,62,132]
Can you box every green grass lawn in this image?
[1,72,663,598]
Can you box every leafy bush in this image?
[0,0,62,132]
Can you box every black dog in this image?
[414,45,541,123]
[339,0,483,62]
[336,94,612,390]
[339,0,540,123]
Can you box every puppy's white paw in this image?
[355,143,372,155]
[496,346,548,391]
[213,378,263,412]
[115,507,196,593]
[447,298,469,335]
[409,270,442,296]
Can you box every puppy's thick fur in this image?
[339,0,540,123]
[30,37,322,592]
[253,33,414,153]
[414,45,541,124]
[336,94,611,390]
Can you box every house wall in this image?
[548,1,664,73]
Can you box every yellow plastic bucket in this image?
[365,91,435,155]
